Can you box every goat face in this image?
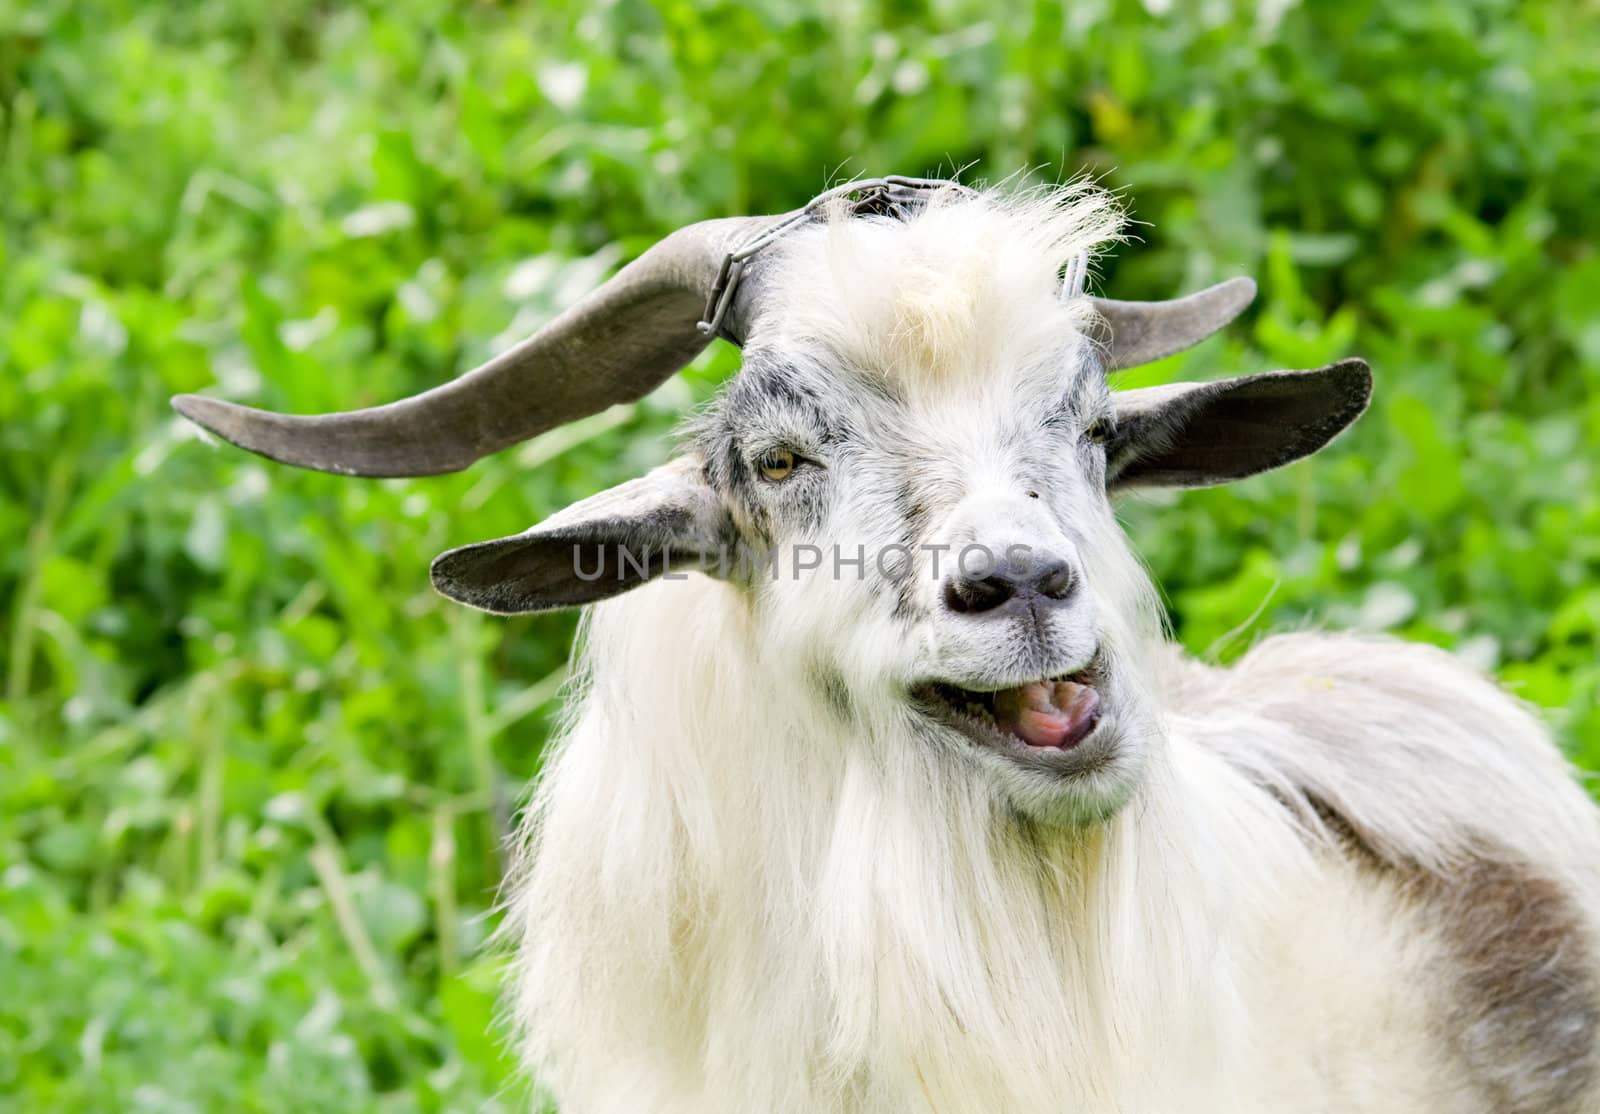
[689,326,1152,822]
[172,181,1371,826]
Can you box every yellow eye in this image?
[1085,418,1113,445]
[758,448,797,482]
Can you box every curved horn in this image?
[1090,276,1257,371]
[171,215,785,477]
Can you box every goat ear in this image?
[1106,359,1371,491]
[430,456,730,614]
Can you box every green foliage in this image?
[2,0,1596,1107]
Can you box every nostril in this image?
[943,574,1016,615]
[1035,560,1076,601]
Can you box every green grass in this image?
[2,0,1597,1108]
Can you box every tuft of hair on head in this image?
[774,178,1126,389]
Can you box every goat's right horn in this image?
[1090,276,1257,370]
[171,214,789,478]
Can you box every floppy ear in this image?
[1106,358,1371,491]
[430,456,731,614]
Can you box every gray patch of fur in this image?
[1317,801,1600,1111]
[1422,857,1600,1113]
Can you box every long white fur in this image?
[501,185,1600,1113]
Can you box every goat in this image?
[175,177,1600,1113]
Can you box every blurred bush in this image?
[1,0,1596,1108]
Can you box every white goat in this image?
[176,178,1600,1114]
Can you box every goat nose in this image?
[942,554,1077,615]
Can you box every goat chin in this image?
[501,573,1600,1114]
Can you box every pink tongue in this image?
[993,681,1101,749]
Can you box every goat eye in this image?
[757,448,797,483]
[1084,418,1114,446]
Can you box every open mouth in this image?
[911,655,1106,753]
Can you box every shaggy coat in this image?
[491,188,1600,1113]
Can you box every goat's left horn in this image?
[1090,276,1257,370]
[171,213,791,477]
